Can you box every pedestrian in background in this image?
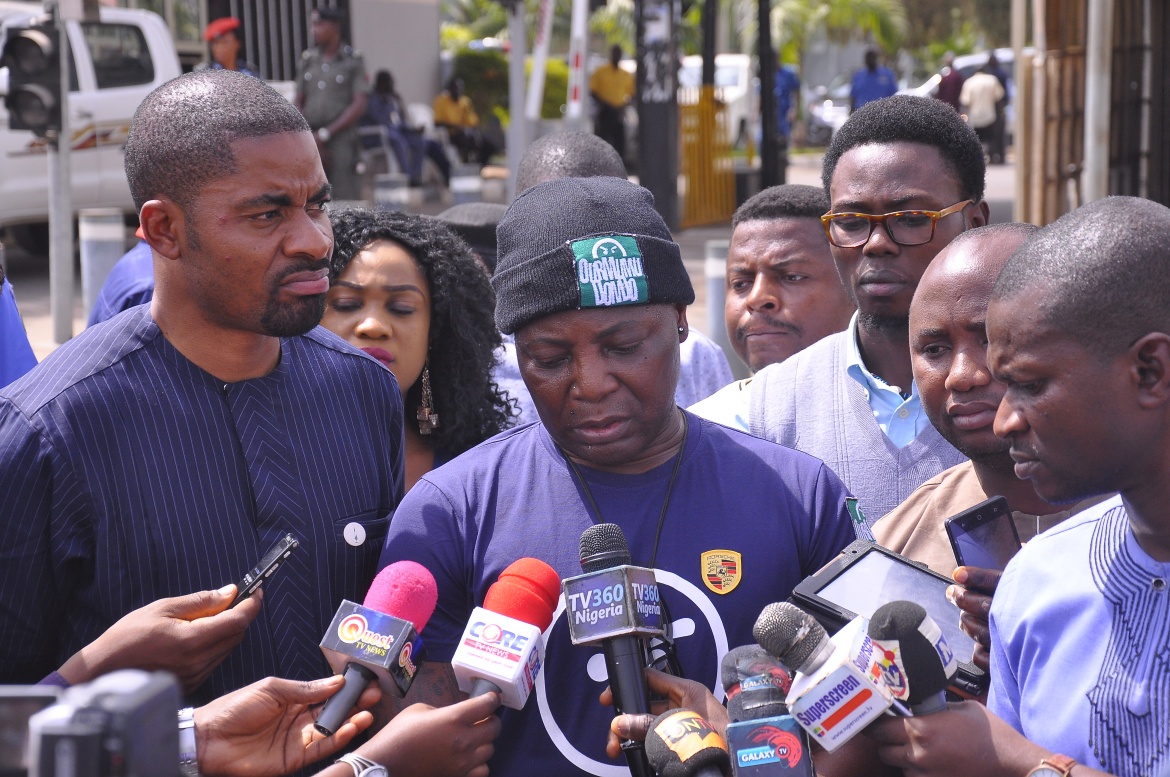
[295,6,369,200]
[772,60,800,183]
[934,51,965,112]
[850,49,897,112]
[194,17,259,77]
[433,78,497,166]
[589,45,635,164]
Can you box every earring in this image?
[416,362,440,435]
[678,327,685,334]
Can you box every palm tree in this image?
[734,0,906,63]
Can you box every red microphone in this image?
[452,558,561,709]
[315,561,438,734]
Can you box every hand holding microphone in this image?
[315,561,438,736]
[451,557,561,708]
[646,709,732,777]
[563,523,665,777]
[753,602,901,752]
[603,668,730,759]
[720,646,813,776]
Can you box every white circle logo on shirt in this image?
[534,569,729,776]
[344,522,367,547]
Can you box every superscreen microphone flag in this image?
[866,600,958,716]
[754,602,899,752]
[562,523,664,777]
[315,560,438,735]
[451,557,561,709]
[646,709,733,777]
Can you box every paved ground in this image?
[3,154,1017,363]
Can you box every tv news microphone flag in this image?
[315,560,438,735]
[563,523,665,777]
[451,557,561,709]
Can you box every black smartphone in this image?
[229,533,299,608]
[945,496,1020,571]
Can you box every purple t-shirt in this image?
[379,412,854,776]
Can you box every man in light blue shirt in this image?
[0,276,37,388]
[865,197,1170,777]
[706,96,988,524]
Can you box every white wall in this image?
[351,0,441,107]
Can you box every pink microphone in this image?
[315,561,438,735]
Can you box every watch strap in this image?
[1028,754,1077,777]
[337,753,389,777]
[178,706,201,777]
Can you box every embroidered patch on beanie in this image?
[570,235,650,307]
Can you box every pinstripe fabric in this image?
[0,306,404,704]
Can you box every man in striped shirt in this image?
[0,70,404,705]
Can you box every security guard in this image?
[295,6,369,200]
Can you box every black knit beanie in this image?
[492,176,695,334]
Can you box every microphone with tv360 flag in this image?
[753,602,905,753]
[562,523,664,777]
[720,646,813,776]
[866,600,958,716]
[315,560,438,736]
[450,557,561,709]
[646,709,733,777]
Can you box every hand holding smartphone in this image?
[229,533,299,608]
[945,496,1020,572]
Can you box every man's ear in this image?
[968,199,991,229]
[674,303,689,343]
[1131,332,1170,410]
[139,199,185,261]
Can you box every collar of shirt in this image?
[843,312,928,448]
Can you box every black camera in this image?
[7,670,180,777]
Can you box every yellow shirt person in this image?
[433,88,479,129]
[590,62,634,109]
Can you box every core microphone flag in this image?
[754,602,898,752]
[315,560,438,735]
[867,600,957,716]
[646,709,732,777]
[451,557,561,710]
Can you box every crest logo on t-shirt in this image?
[701,549,741,594]
[570,235,650,308]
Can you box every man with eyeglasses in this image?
[744,95,989,528]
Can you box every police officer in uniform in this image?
[295,6,369,200]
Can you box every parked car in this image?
[805,75,851,146]
[0,3,294,254]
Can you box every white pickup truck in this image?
[0,2,183,252]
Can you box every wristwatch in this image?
[1026,755,1077,777]
[316,126,332,143]
[337,753,389,777]
[178,706,201,777]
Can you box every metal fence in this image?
[678,85,736,229]
[212,0,349,81]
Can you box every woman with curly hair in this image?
[323,208,513,491]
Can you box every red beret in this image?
[204,16,240,41]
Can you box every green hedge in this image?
[453,48,567,123]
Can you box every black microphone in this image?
[721,646,813,775]
[646,709,732,777]
[564,523,662,777]
[867,600,958,715]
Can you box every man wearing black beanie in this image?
[378,176,855,776]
